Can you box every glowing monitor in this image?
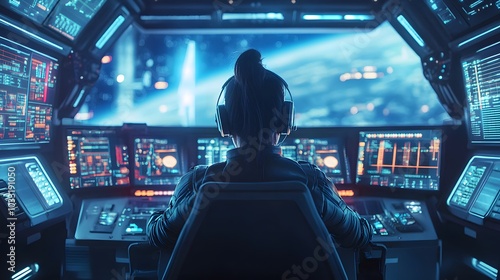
[0,36,58,147]
[66,128,130,189]
[462,43,500,146]
[2,0,59,24]
[281,138,348,184]
[356,130,442,190]
[197,138,235,166]
[133,138,182,186]
[45,0,107,41]
[451,0,500,27]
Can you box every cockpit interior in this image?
[0,0,500,279]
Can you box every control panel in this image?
[75,196,171,242]
[345,197,437,242]
[0,155,71,231]
[447,155,500,226]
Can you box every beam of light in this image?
[458,25,500,48]
[178,40,196,126]
[95,15,125,49]
[223,13,284,20]
[302,14,343,21]
[397,15,425,47]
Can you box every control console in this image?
[75,196,170,242]
[344,197,436,242]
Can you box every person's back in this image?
[146,48,372,251]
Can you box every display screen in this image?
[356,130,442,190]
[424,0,468,37]
[2,0,59,24]
[197,137,235,166]
[0,36,58,146]
[448,158,490,209]
[133,138,183,186]
[451,0,500,27]
[281,138,348,184]
[66,128,130,189]
[463,43,500,145]
[45,0,107,41]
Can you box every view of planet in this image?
[77,22,450,127]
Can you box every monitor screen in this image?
[281,138,348,184]
[66,128,130,189]
[450,0,500,27]
[45,0,107,41]
[0,36,58,147]
[423,0,468,37]
[356,130,441,190]
[2,0,59,24]
[462,43,500,146]
[197,137,235,166]
[133,137,183,186]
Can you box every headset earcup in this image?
[280,101,295,135]
[216,104,231,137]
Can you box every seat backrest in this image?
[162,181,348,280]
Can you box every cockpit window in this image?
[76,22,450,126]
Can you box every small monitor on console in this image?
[197,137,235,166]
[0,36,58,148]
[281,138,349,184]
[133,137,183,186]
[462,42,500,146]
[65,128,130,189]
[356,130,442,190]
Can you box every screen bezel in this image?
[355,128,443,192]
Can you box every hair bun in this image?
[234,49,264,86]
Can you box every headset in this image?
[215,71,296,137]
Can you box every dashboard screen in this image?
[281,138,348,184]
[462,42,500,146]
[45,0,107,41]
[66,128,130,189]
[197,137,235,166]
[356,130,442,190]
[133,137,183,186]
[0,36,58,147]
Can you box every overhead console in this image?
[424,0,500,39]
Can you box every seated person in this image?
[147,49,372,251]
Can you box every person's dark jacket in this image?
[147,145,372,249]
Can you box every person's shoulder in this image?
[296,160,321,173]
[296,161,330,181]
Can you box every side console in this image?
[75,196,171,243]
